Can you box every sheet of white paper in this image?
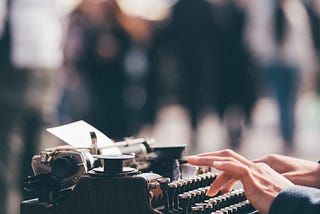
[47,120,121,155]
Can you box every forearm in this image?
[254,155,320,189]
[311,163,320,188]
[284,163,320,189]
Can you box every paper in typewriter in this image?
[47,120,121,155]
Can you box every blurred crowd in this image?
[0,0,319,213]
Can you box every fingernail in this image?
[186,155,198,161]
[206,189,217,197]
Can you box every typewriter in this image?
[20,122,259,214]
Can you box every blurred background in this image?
[0,0,320,213]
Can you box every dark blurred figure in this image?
[210,0,257,148]
[147,0,220,128]
[303,0,320,93]
[0,2,14,213]
[147,0,257,148]
[0,0,68,213]
[265,0,299,149]
[62,0,132,140]
[305,0,320,55]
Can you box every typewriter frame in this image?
[21,173,163,214]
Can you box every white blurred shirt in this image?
[245,0,317,74]
[10,0,80,69]
[0,0,6,37]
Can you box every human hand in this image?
[187,149,294,214]
[254,154,320,188]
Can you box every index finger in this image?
[197,149,251,165]
[187,155,239,167]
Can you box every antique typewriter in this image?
[21,136,259,214]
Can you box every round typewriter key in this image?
[229,205,238,213]
[211,211,223,214]
[199,175,206,188]
[168,182,178,210]
[185,178,192,191]
[179,193,192,213]
[192,205,204,213]
[220,208,229,214]
[207,199,219,210]
[204,203,213,213]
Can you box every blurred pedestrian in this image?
[148,0,258,149]
[0,0,77,213]
[303,0,320,94]
[210,0,257,149]
[245,0,317,153]
[147,0,218,130]
[62,0,132,140]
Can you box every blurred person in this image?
[0,1,13,213]
[245,0,318,153]
[0,0,78,213]
[147,0,219,130]
[62,0,132,140]
[119,14,153,135]
[187,149,320,213]
[303,0,320,94]
[304,0,320,58]
[210,0,257,149]
[147,0,257,149]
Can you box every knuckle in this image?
[240,165,250,176]
[255,162,273,172]
[218,156,236,163]
[256,162,269,168]
[266,154,279,161]
[228,157,237,163]
[222,149,234,156]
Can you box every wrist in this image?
[314,161,320,188]
[285,160,320,188]
[306,161,320,189]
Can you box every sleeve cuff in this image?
[269,185,320,214]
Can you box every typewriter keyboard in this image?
[156,172,258,214]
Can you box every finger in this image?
[252,155,284,173]
[207,161,250,196]
[252,156,271,164]
[220,179,238,194]
[187,156,239,167]
[207,172,232,196]
[198,149,251,165]
[213,161,250,180]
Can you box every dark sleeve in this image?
[269,185,320,214]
